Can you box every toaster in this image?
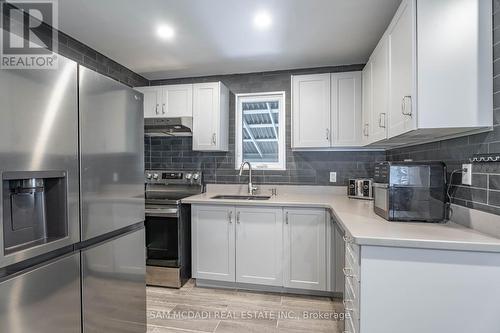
[348,178,373,200]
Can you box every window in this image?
[235,92,286,170]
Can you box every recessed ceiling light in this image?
[253,11,272,30]
[157,24,175,40]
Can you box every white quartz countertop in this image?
[182,185,500,253]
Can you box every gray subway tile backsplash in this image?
[145,65,384,186]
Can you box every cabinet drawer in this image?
[345,272,360,306]
[345,314,358,333]
[346,240,360,264]
[345,245,360,281]
[344,279,360,321]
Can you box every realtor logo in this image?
[1,0,58,69]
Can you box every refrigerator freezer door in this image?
[79,66,145,241]
[0,253,81,333]
[82,227,146,333]
[0,57,79,268]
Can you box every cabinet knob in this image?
[325,128,330,141]
[228,211,233,223]
[155,104,159,115]
[285,212,289,224]
[236,212,240,224]
[212,133,216,145]
[162,103,166,115]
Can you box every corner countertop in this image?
[182,184,500,253]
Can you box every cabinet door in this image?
[292,74,331,148]
[192,205,235,282]
[361,62,373,145]
[331,72,362,147]
[371,36,389,142]
[235,207,283,286]
[284,208,327,291]
[388,0,416,138]
[136,87,161,118]
[162,84,193,117]
[193,82,221,151]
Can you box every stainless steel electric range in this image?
[144,170,202,288]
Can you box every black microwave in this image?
[373,161,447,222]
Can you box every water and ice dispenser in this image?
[2,171,68,255]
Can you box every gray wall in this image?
[387,0,500,216]
[145,66,386,186]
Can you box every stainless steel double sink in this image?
[211,195,271,201]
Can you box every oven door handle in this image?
[145,208,179,218]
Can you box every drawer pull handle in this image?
[343,299,355,312]
[343,235,353,244]
[402,96,412,116]
[343,267,355,278]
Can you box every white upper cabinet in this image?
[416,0,492,130]
[370,36,389,143]
[135,86,161,118]
[363,0,492,146]
[361,61,373,145]
[387,0,416,138]
[331,72,362,146]
[292,72,363,149]
[161,84,193,117]
[136,84,192,118]
[192,82,229,151]
[292,74,331,148]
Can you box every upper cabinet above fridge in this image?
[363,0,493,147]
[135,84,193,118]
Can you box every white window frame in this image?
[235,91,286,170]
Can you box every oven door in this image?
[145,206,180,268]
[373,183,389,220]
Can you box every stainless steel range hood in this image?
[144,117,193,137]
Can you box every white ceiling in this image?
[58,0,401,80]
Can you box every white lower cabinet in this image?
[192,205,235,282]
[343,236,361,333]
[235,207,283,286]
[283,208,327,291]
[192,205,330,292]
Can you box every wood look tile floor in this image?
[147,280,345,333]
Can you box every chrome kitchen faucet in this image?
[239,161,258,195]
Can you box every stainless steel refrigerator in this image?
[0,56,82,333]
[0,57,146,332]
[78,65,146,333]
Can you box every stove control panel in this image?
[145,170,202,185]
